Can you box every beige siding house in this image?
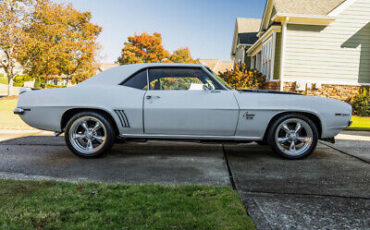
[235,0,370,100]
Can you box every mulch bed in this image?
[0,96,18,100]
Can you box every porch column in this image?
[280,17,288,91]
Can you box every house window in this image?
[261,37,273,80]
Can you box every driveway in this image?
[0,130,369,229]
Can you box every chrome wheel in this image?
[69,116,107,155]
[274,118,313,157]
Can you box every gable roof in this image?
[200,59,234,73]
[274,0,346,16]
[236,18,262,33]
[231,18,261,57]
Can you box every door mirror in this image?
[202,83,211,91]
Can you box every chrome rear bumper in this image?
[13,107,25,115]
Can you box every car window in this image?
[148,68,223,91]
[121,69,147,90]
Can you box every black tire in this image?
[267,113,319,159]
[65,111,115,158]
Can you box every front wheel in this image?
[267,114,318,159]
[65,112,115,158]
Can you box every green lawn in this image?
[0,98,34,130]
[346,116,370,131]
[0,179,254,230]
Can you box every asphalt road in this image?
[0,131,369,229]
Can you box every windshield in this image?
[205,67,232,90]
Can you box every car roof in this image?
[78,63,206,86]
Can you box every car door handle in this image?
[146,95,160,99]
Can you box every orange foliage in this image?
[218,63,266,89]
[117,33,198,65]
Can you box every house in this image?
[199,59,234,73]
[233,0,370,100]
[231,18,261,68]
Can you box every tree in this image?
[0,0,32,95]
[117,32,171,65]
[169,48,199,64]
[18,0,101,87]
[218,63,266,89]
[117,33,199,65]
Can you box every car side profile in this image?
[14,63,352,159]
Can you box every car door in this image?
[143,67,239,136]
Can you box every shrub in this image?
[12,74,33,87]
[351,87,370,116]
[217,63,266,89]
[40,83,65,88]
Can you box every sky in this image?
[56,0,265,63]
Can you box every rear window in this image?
[121,69,148,90]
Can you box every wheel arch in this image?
[61,108,119,135]
[263,111,323,141]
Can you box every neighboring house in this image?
[233,0,370,100]
[231,18,261,67]
[199,59,234,73]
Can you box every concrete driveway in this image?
[0,130,369,229]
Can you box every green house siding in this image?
[283,0,370,84]
[273,32,281,80]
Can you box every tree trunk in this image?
[7,77,13,96]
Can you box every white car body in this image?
[15,63,352,152]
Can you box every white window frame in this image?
[261,36,273,81]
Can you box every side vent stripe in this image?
[114,110,130,128]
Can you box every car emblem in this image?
[244,112,255,120]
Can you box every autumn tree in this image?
[117,32,199,65]
[0,0,32,95]
[19,0,101,87]
[117,32,170,64]
[169,48,199,64]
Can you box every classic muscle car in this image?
[14,63,352,159]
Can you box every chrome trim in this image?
[13,107,25,115]
[119,133,261,141]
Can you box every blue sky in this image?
[57,0,265,63]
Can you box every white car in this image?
[14,63,352,159]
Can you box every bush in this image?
[218,63,266,89]
[40,83,65,88]
[351,87,370,116]
[12,74,33,87]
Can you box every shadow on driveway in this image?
[0,136,230,186]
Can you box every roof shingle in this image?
[273,0,346,15]
[236,18,262,33]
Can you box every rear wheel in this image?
[268,114,318,159]
[65,112,115,158]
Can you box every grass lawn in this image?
[346,116,370,131]
[0,179,255,230]
[0,97,35,130]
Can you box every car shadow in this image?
[0,135,281,159]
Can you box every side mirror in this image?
[202,83,211,91]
